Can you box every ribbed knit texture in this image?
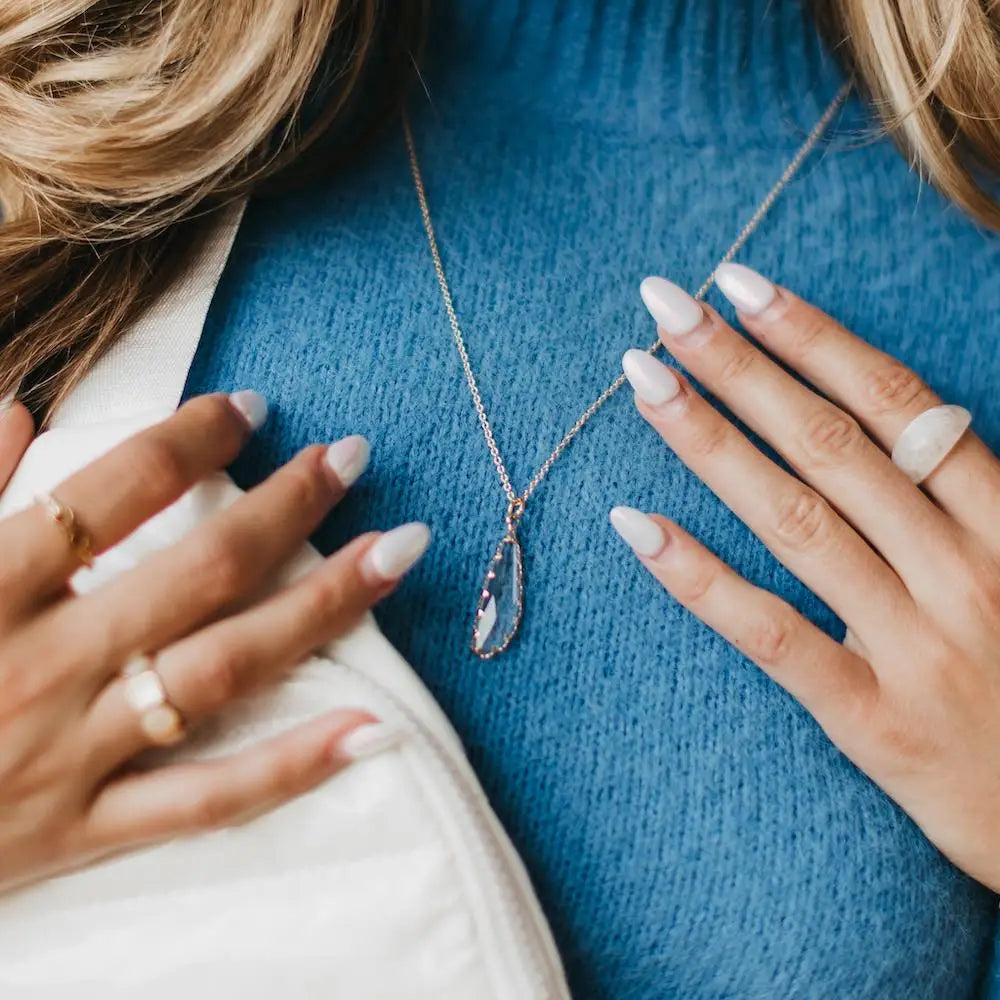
[185,1,1000,996]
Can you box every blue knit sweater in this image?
[185,1,1000,996]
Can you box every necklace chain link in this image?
[403,81,852,511]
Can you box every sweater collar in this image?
[425,0,849,143]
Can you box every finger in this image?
[83,711,401,851]
[0,401,33,493]
[638,277,961,590]
[52,436,373,691]
[714,264,1000,540]
[609,506,877,738]
[621,352,912,642]
[0,391,267,619]
[84,524,429,768]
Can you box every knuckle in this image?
[675,564,717,605]
[302,571,350,620]
[862,363,933,416]
[130,436,189,496]
[0,753,50,799]
[715,346,756,388]
[191,534,245,604]
[961,559,1000,627]
[800,409,864,467]
[686,418,729,460]
[0,642,80,723]
[772,490,831,551]
[742,608,797,666]
[267,754,311,797]
[922,638,961,687]
[53,817,93,860]
[199,647,245,708]
[786,311,829,357]
[875,708,936,767]
[183,791,229,832]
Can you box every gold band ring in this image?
[35,492,95,568]
[121,655,186,747]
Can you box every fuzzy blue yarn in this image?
[184,1,1000,995]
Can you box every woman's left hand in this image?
[614,264,1000,892]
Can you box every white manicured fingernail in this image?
[229,390,268,431]
[715,262,777,316]
[609,506,667,557]
[363,522,431,581]
[640,276,705,337]
[622,349,681,406]
[325,435,370,487]
[340,722,403,760]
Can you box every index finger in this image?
[0,391,266,621]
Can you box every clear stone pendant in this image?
[471,500,525,659]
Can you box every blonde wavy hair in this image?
[0,0,997,420]
[0,0,425,418]
[815,1,1000,228]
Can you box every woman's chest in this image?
[183,96,1000,997]
[183,102,1000,842]
[188,99,1000,585]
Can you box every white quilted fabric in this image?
[0,201,568,999]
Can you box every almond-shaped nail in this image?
[715,262,777,316]
[339,721,404,760]
[325,435,370,488]
[229,390,268,431]
[622,349,681,406]
[362,522,431,582]
[640,276,705,337]
[609,506,667,557]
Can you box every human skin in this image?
[614,263,1000,893]
[0,392,428,892]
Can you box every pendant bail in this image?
[505,496,526,537]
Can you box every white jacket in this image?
[0,205,570,999]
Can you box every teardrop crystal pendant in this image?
[471,502,525,659]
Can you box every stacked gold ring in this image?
[36,492,95,568]
[121,656,186,746]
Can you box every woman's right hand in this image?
[0,391,429,893]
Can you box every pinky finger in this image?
[609,506,878,737]
[85,710,400,849]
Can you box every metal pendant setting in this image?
[471,501,525,659]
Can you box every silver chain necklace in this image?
[403,82,851,660]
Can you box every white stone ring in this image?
[120,655,186,747]
[891,404,973,485]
